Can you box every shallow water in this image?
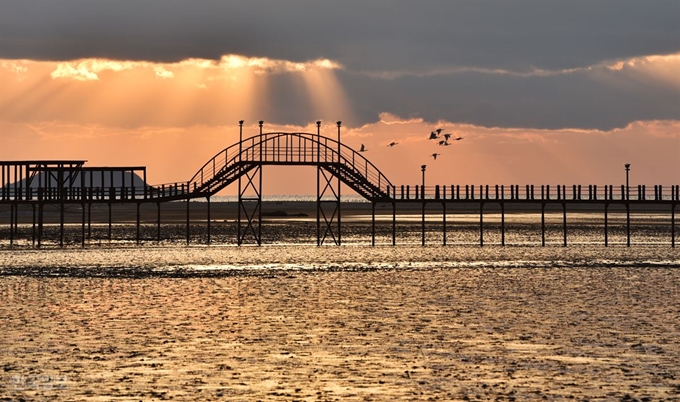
[1,221,679,400]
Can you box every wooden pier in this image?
[1,122,678,247]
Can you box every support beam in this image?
[136,202,141,244]
[9,203,14,246]
[87,203,92,239]
[541,203,546,247]
[82,203,86,247]
[442,201,447,246]
[108,203,112,241]
[186,196,190,245]
[32,204,36,247]
[672,204,676,248]
[626,203,631,247]
[562,202,567,247]
[38,198,43,248]
[392,202,396,246]
[157,202,161,242]
[604,203,609,247]
[480,202,484,247]
[238,166,263,246]
[371,202,376,246]
[421,201,426,246]
[207,196,211,245]
[500,203,505,246]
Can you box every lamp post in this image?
[421,165,427,198]
[625,163,630,200]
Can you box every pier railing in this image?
[0,182,191,202]
[2,183,679,203]
[390,184,680,202]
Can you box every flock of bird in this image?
[358,128,463,161]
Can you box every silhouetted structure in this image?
[1,123,678,248]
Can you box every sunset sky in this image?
[1,1,679,195]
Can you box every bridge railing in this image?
[186,132,394,197]
[394,184,680,202]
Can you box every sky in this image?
[1,0,679,194]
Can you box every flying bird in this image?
[431,153,440,160]
[387,142,398,147]
[455,136,464,141]
[435,128,442,134]
[443,133,452,141]
[428,131,439,140]
[359,144,367,152]
[438,140,449,146]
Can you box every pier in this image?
[1,122,678,247]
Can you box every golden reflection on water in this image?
[2,266,680,400]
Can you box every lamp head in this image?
[421,165,427,172]
[238,120,244,125]
[625,163,631,170]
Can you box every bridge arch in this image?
[187,132,394,201]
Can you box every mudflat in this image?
[2,263,679,400]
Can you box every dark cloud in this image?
[1,0,679,130]
[337,69,680,130]
[1,0,678,72]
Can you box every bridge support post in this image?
[479,202,484,247]
[87,203,92,239]
[136,202,141,245]
[59,168,65,248]
[108,202,112,242]
[32,203,36,247]
[562,202,567,247]
[626,203,631,247]
[238,165,263,246]
[672,204,676,248]
[317,168,341,246]
[501,202,505,246]
[392,202,396,246]
[541,203,546,247]
[82,202,86,247]
[157,202,161,242]
[442,202,447,246]
[186,196,190,245]
[207,196,211,245]
[371,202,376,246]
[38,190,43,248]
[316,121,341,246]
[9,203,14,246]
[604,203,609,247]
[421,201,426,246]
